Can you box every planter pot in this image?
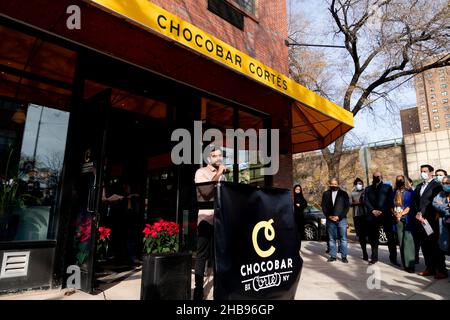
[140,252,192,300]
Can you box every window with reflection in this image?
[0,26,74,242]
[201,98,234,181]
[0,101,69,241]
[238,110,265,186]
[200,98,267,185]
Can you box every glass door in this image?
[68,88,111,293]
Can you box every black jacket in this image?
[321,189,350,220]
[364,182,393,220]
[414,179,442,221]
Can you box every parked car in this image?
[302,206,327,241]
[301,205,389,245]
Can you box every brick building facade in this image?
[151,0,289,75]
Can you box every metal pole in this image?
[284,39,346,49]
[32,106,44,169]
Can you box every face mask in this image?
[420,172,429,181]
[372,176,380,184]
[396,180,404,188]
[443,185,450,193]
[330,186,339,191]
[436,175,444,183]
[356,184,363,191]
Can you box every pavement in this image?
[1,239,449,300]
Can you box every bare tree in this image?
[289,0,449,180]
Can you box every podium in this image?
[196,182,303,300]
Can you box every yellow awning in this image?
[292,101,353,152]
[88,0,354,152]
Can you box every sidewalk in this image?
[1,240,449,300]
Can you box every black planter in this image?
[140,252,192,300]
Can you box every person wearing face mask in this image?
[293,184,308,250]
[350,178,368,260]
[432,175,450,279]
[435,169,448,184]
[414,164,445,279]
[391,175,416,273]
[364,171,397,265]
[321,178,350,263]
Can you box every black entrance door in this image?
[69,88,111,293]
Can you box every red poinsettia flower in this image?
[142,219,180,254]
[98,226,111,240]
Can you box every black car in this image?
[302,206,327,241]
[301,206,388,244]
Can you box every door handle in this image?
[87,186,97,213]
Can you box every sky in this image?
[288,0,418,145]
[21,104,69,171]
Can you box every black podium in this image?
[204,182,303,300]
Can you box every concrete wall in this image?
[404,128,450,179]
[293,142,407,209]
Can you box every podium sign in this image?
[214,183,302,299]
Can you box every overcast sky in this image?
[288,0,417,145]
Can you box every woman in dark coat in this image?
[294,184,308,249]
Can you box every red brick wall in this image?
[273,154,293,190]
[150,0,289,75]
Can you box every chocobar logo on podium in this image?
[214,183,302,300]
[241,219,294,293]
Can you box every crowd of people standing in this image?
[294,164,450,280]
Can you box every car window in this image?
[307,206,320,213]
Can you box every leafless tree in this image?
[289,0,449,180]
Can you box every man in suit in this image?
[364,171,397,265]
[321,178,350,263]
[414,164,447,278]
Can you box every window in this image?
[433,116,439,121]
[423,126,430,130]
[443,98,449,103]
[432,108,438,113]
[430,94,436,99]
[421,112,427,116]
[426,72,433,78]
[0,26,75,242]
[208,0,244,30]
[447,122,450,127]
[434,123,440,128]
[232,0,256,15]
[432,102,437,106]
[440,77,445,82]
[442,91,448,96]
[422,119,428,123]
[419,105,425,109]
[430,88,435,92]
[441,84,447,89]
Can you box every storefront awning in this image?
[87,0,354,153]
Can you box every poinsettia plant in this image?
[143,220,179,254]
[96,226,111,260]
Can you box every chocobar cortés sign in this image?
[214,183,302,300]
[89,0,354,128]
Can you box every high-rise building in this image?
[414,64,450,132]
[400,107,421,135]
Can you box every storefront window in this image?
[0,102,69,241]
[238,110,265,186]
[0,26,75,242]
[201,98,234,181]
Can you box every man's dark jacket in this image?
[321,189,350,220]
[364,182,393,221]
[414,179,442,222]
